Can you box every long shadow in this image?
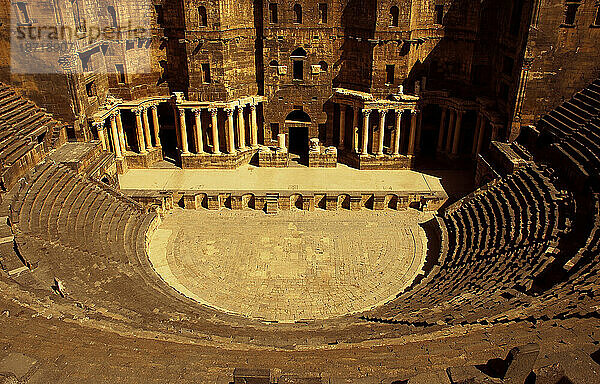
[332,0,377,91]
[404,0,533,110]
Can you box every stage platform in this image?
[118,163,448,212]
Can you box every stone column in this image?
[277,133,286,151]
[415,111,423,152]
[445,109,455,153]
[237,106,246,149]
[361,109,371,155]
[150,105,161,147]
[172,105,181,148]
[352,107,359,153]
[408,110,418,156]
[142,107,153,151]
[250,104,258,148]
[115,111,126,153]
[437,107,447,152]
[95,122,107,150]
[338,104,346,149]
[109,114,122,159]
[193,108,204,154]
[451,110,464,156]
[472,114,482,156]
[134,108,147,154]
[476,118,486,155]
[210,108,220,154]
[376,109,386,156]
[225,107,235,153]
[392,109,402,155]
[491,123,500,141]
[178,108,189,154]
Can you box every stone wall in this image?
[2,0,596,152]
[518,0,600,129]
[180,190,447,212]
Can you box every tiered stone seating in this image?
[0,83,66,191]
[5,160,301,341]
[489,78,600,322]
[368,165,566,324]
[10,161,148,261]
[538,79,600,186]
[0,81,599,381]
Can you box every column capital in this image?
[133,107,143,116]
[93,120,105,129]
[150,104,158,111]
[178,108,186,116]
[224,107,234,115]
[410,108,419,115]
[378,109,387,116]
[209,108,218,116]
[249,103,257,111]
[192,108,202,116]
[363,109,372,116]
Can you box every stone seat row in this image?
[507,79,600,322]
[6,160,273,337]
[367,166,565,325]
[445,167,560,262]
[540,79,600,137]
[0,82,67,191]
[500,194,599,322]
[6,161,197,324]
[10,161,147,263]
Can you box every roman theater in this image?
[0,0,599,383]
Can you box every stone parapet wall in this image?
[308,146,337,168]
[181,148,256,169]
[124,146,164,169]
[178,191,447,213]
[338,151,414,170]
[258,147,289,168]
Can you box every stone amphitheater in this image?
[1,0,600,383]
[0,77,598,382]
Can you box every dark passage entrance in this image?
[288,126,309,165]
[157,103,178,165]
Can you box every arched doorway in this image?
[285,110,311,165]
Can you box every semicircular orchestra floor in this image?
[148,209,431,322]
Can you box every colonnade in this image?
[436,106,464,156]
[93,104,161,159]
[175,103,259,155]
[336,104,419,157]
[436,106,501,157]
